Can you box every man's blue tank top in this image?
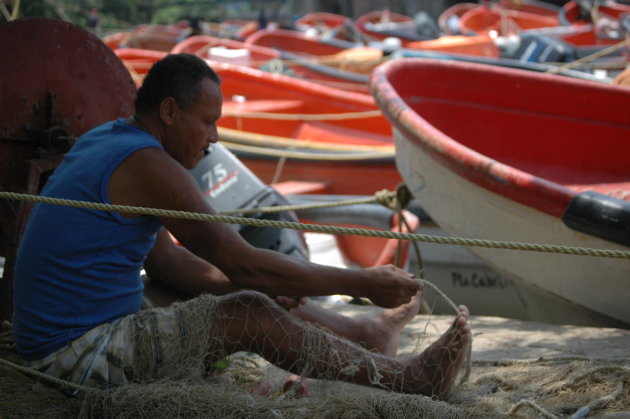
[12,119,163,360]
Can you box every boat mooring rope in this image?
[546,38,629,74]
[0,358,88,393]
[222,108,382,121]
[220,141,393,160]
[0,178,628,416]
[1,191,628,259]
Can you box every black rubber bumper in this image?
[562,190,630,247]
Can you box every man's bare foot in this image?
[282,374,309,397]
[253,376,309,397]
[403,305,471,399]
[361,291,422,356]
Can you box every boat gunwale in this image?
[369,57,630,219]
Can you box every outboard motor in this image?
[188,143,309,260]
[509,33,578,63]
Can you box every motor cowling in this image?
[188,143,309,260]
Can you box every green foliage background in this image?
[14,0,286,31]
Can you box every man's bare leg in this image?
[290,292,422,356]
[209,291,471,398]
[145,276,421,356]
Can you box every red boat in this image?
[113,48,167,86]
[370,58,630,326]
[557,0,630,46]
[458,4,559,36]
[172,35,280,66]
[355,9,418,45]
[295,12,349,34]
[405,35,500,57]
[211,62,400,195]
[245,28,376,92]
[439,0,561,35]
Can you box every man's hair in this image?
[134,53,221,115]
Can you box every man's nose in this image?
[208,126,219,143]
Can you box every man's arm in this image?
[110,148,420,308]
[144,227,238,296]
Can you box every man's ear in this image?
[159,97,177,125]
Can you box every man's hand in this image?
[362,265,422,308]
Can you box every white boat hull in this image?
[394,129,630,327]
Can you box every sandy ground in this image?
[306,233,630,361]
[324,302,630,361]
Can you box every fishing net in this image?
[2,298,630,419]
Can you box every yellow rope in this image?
[546,39,629,74]
[219,191,391,215]
[221,109,382,121]
[222,141,394,160]
[0,358,88,392]
[1,191,628,259]
[218,126,392,152]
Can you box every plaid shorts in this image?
[25,294,221,389]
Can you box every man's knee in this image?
[220,290,277,311]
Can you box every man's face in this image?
[165,78,223,169]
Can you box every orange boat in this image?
[559,0,630,26]
[405,34,500,57]
[245,27,353,57]
[557,0,630,46]
[295,12,349,34]
[176,33,374,93]
[210,62,400,195]
[113,48,167,86]
[438,2,480,35]
[244,28,379,92]
[355,9,419,45]
[294,11,367,43]
[439,1,560,35]
[458,4,560,36]
[172,35,280,66]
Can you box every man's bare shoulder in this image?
[109,147,205,212]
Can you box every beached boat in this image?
[559,0,630,27]
[295,12,349,35]
[441,0,560,37]
[174,32,372,93]
[370,58,630,327]
[188,143,414,269]
[556,0,630,47]
[355,9,421,44]
[438,2,479,35]
[172,35,280,66]
[244,28,378,91]
[287,194,419,269]
[107,23,188,51]
[438,1,560,35]
[394,46,611,82]
[113,48,167,86]
[405,35,500,57]
[211,62,400,195]
[458,3,560,36]
[294,11,368,43]
[245,28,356,57]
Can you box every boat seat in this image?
[272,180,330,195]
[223,99,305,114]
[292,121,392,147]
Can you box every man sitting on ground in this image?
[12,53,471,398]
